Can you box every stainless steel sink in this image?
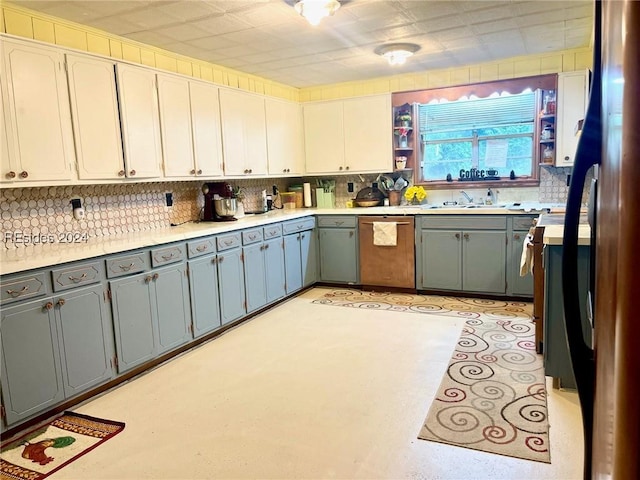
[464,204,507,209]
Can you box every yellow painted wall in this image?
[0,3,300,102]
[1,2,593,104]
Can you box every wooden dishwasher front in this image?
[358,216,415,289]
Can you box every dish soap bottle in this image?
[486,189,493,205]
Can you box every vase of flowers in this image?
[404,185,427,205]
[395,126,410,148]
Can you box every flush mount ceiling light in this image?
[375,43,421,66]
[294,0,341,26]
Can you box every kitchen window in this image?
[419,92,536,182]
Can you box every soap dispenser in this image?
[486,188,493,205]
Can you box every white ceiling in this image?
[12,0,594,88]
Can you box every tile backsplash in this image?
[1,166,584,250]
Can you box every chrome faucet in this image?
[460,190,473,204]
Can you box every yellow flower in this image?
[404,185,427,202]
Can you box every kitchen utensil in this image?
[394,177,408,190]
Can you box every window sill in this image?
[416,178,540,190]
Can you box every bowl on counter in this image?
[353,199,381,207]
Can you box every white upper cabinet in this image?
[66,54,125,180]
[219,89,268,176]
[189,81,224,178]
[555,71,588,167]
[303,101,345,174]
[343,95,392,172]
[156,74,195,178]
[303,94,392,174]
[265,98,304,175]
[1,38,74,184]
[115,63,163,179]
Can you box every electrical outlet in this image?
[165,192,173,207]
[347,182,354,193]
[70,198,84,220]
[566,174,571,186]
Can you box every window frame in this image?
[392,74,557,189]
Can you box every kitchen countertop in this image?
[1,205,555,276]
[539,212,591,246]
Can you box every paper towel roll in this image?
[303,183,312,207]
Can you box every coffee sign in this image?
[458,168,500,181]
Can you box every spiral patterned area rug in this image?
[0,412,125,480]
[313,289,549,463]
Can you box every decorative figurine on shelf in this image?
[394,104,412,127]
[510,170,516,180]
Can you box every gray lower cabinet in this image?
[1,298,65,426]
[264,237,286,304]
[110,262,192,373]
[187,255,222,338]
[282,217,318,294]
[418,216,506,294]
[55,284,113,398]
[217,247,246,325]
[110,272,157,373]
[244,242,268,313]
[284,233,303,294]
[318,227,358,283]
[544,245,591,388]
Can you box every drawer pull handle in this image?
[224,240,234,246]
[336,221,344,226]
[120,263,135,271]
[161,253,175,260]
[152,273,159,281]
[196,245,208,252]
[249,234,257,240]
[6,285,29,297]
[56,299,66,307]
[68,273,87,283]
[43,302,54,311]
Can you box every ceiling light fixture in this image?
[294,0,341,26]
[375,43,421,66]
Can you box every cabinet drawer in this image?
[105,251,149,278]
[282,217,315,234]
[217,232,242,251]
[512,216,537,230]
[51,261,102,292]
[1,272,48,305]
[317,216,356,228]
[187,237,216,258]
[151,244,186,267]
[242,228,263,245]
[263,224,282,239]
[421,215,507,230]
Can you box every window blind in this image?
[418,92,536,134]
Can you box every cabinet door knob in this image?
[514,234,521,240]
[301,234,305,239]
[190,169,196,175]
[212,257,218,264]
[19,171,28,178]
[349,231,354,238]
[463,233,470,240]
[219,256,224,263]
[145,276,152,283]
[56,299,65,307]
[249,169,252,173]
[345,166,350,170]
[283,168,287,173]
[455,233,460,239]
[43,302,54,311]
[152,273,159,280]
[6,171,16,179]
[265,244,270,249]
[118,170,125,177]
[129,169,136,176]
[339,166,343,171]
[564,156,570,161]
[197,169,202,175]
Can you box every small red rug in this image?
[0,412,124,480]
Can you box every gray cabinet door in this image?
[217,248,246,325]
[55,284,113,398]
[462,230,507,294]
[153,263,192,354]
[284,234,302,294]
[420,229,462,290]
[0,299,64,426]
[509,231,534,296]
[301,229,318,287]
[318,228,357,283]
[243,242,267,313]
[110,273,156,373]
[264,237,285,304]
[188,256,221,338]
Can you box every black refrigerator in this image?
[562,0,640,478]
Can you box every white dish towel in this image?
[373,222,397,246]
[520,233,534,276]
